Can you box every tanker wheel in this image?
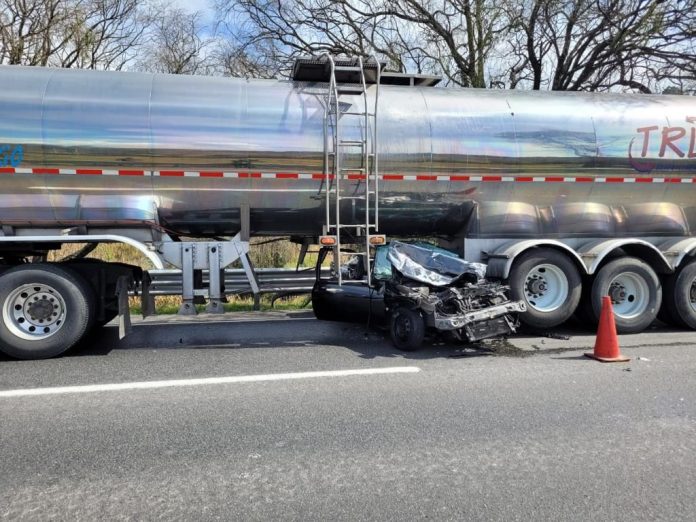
[661,259,696,330]
[573,276,596,329]
[590,257,661,334]
[508,248,582,329]
[390,307,425,351]
[0,264,95,359]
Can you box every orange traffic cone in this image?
[585,296,630,363]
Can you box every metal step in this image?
[339,140,366,146]
[338,196,367,200]
[337,86,365,95]
[338,251,368,256]
[334,65,363,73]
[340,167,366,172]
[327,151,374,156]
[342,111,376,116]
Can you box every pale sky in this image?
[173,0,214,17]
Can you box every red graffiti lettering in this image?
[688,116,696,159]
[659,126,686,158]
[636,125,658,157]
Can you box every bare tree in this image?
[210,39,280,78]
[219,0,695,91]
[504,0,696,92]
[217,0,505,86]
[138,5,210,74]
[0,0,149,69]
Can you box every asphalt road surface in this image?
[1,313,695,520]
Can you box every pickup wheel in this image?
[508,248,582,329]
[661,259,696,329]
[590,257,661,334]
[390,307,425,351]
[311,293,333,321]
[0,264,95,359]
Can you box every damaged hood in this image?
[386,241,487,286]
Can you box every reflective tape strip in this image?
[4,167,696,183]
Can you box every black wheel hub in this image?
[526,277,547,295]
[27,298,54,321]
[609,283,627,303]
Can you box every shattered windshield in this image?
[386,241,487,286]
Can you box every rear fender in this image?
[577,239,672,275]
[485,240,586,280]
[657,238,696,270]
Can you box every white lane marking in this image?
[0,367,421,398]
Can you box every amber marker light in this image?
[319,236,337,246]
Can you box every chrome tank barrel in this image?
[0,65,695,239]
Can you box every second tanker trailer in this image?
[0,55,695,359]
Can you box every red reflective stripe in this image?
[11,167,693,184]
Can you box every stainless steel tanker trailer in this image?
[0,55,695,359]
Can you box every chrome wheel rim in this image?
[689,279,696,314]
[608,273,649,319]
[524,264,569,312]
[2,283,67,340]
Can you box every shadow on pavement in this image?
[0,313,688,362]
[62,314,506,361]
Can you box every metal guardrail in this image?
[143,268,327,297]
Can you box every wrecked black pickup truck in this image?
[312,241,526,350]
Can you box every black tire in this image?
[508,248,582,329]
[311,296,332,321]
[657,285,685,328]
[590,257,661,334]
[661,259,696,330]
[390,307,425,351]
[0,264,95,359]
[573,276,596,329]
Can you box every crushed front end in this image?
[385,242,526,347]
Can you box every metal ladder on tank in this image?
[322,55,382,285]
